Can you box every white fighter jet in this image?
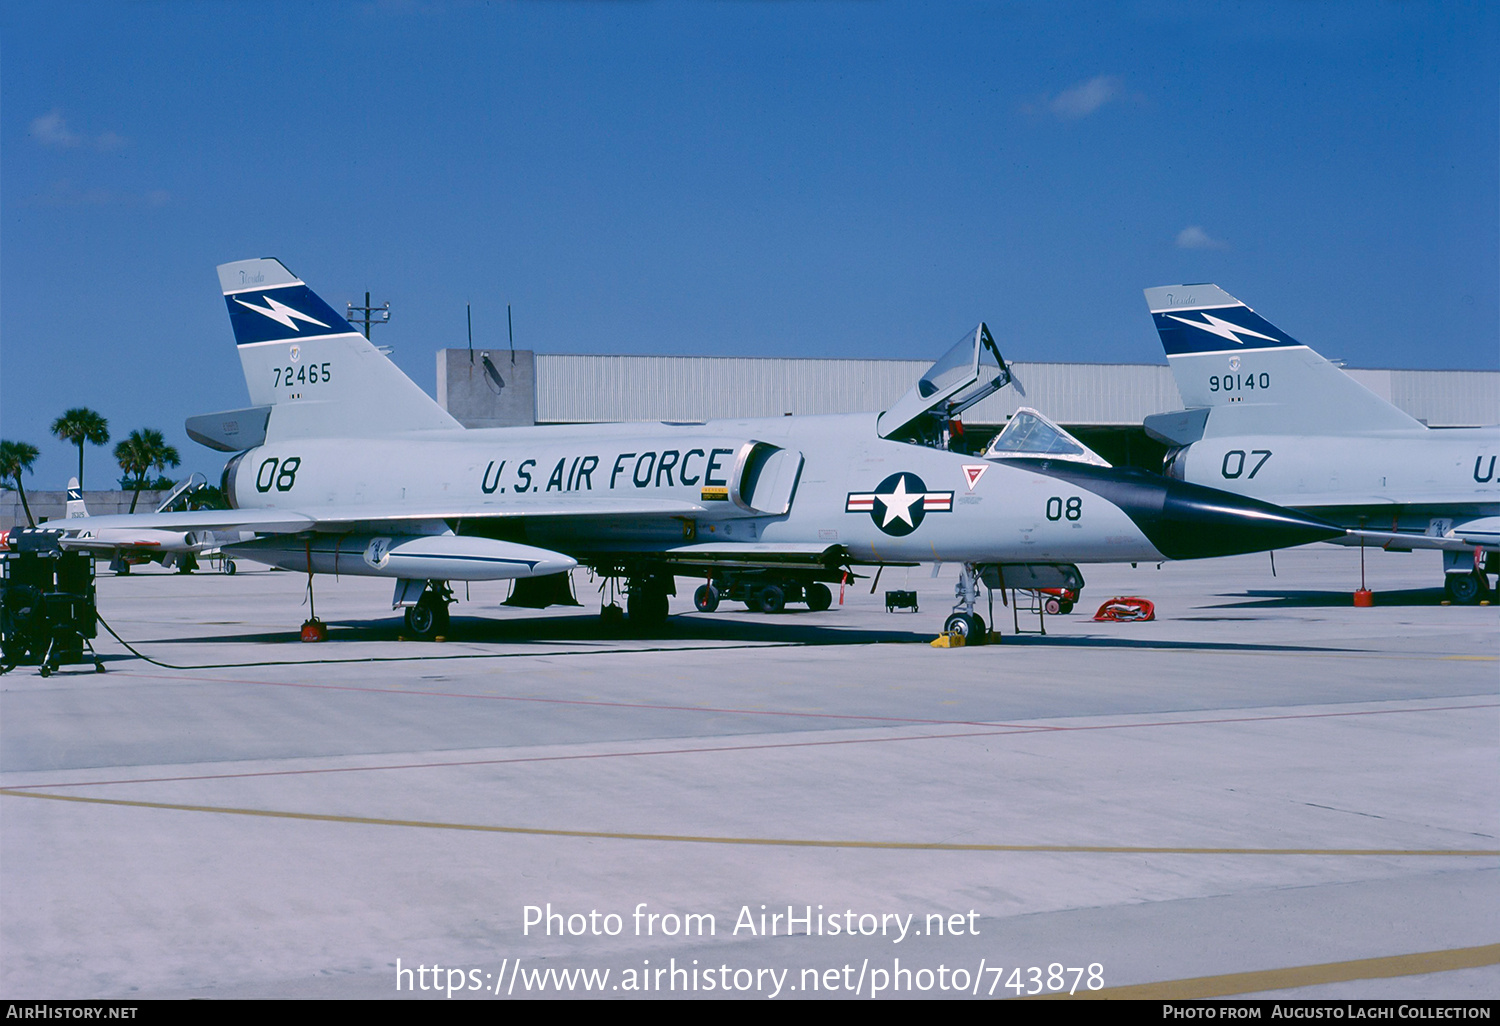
[1145,284,1499,603]
[57,474,239,574]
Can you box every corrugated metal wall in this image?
[537,355,1496,427]
[1384,370,1500,427]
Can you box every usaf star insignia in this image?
[846,472,954,536]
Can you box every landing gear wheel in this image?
[1445,572,1489,605]
[223,560,237,576]
[943,612,985,643]
[693,584,720,612]
[405,605,432,637]
[404,595,450,639]
[758,584,786,614]
[806,582,833,612]
[1060,600,1074,614]
[600,604,625,626]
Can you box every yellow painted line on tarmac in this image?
[1442,655,1498,661]
[1025,943,1500,999]
[4,789,1498,856]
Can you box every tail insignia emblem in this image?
[234,295,330,333]
[1166,312,1277,346]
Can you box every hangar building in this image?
[438,350,1500,469]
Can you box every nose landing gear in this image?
[945,563,993,644]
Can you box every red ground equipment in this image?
[1092,596,1155,622]
[1034,587,1079,615]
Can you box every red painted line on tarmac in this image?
[1056,701,1499,734]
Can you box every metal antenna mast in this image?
[347,291,391,340]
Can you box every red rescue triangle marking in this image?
[962,464,988,491]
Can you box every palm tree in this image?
[114,429,181,513]
[50,408,110,488]
[0,440,41,527]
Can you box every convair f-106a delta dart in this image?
[1145,284,1499,604]
[63,259,1342,640]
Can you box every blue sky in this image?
[3,0,1496,490]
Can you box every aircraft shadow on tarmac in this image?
[113,606,1356,658]
[1210,586,1458,609]
[146,610,927,648]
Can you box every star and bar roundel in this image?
[846,472,954,536]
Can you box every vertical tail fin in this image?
[220,258,460,439]
[1144,284,1423,433]
[65,477,87,519]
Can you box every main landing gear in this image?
[403,582,453,640]
[1442,550,1496,606]
[1444,571,1491,606]
[626,576,671,628]
[598,572,674,631]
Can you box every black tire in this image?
[806,582,833,612]
[224,560,237,576]
[405,603,437,639]
[693,584,720,612]
[943,612,986,643]
[1059,600,1074,614]
[1445,572,1488,605]
[406,596,449,639]
[969,613,986,643]
[600,604,625,626]
[758,584,785,614]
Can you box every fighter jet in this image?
[58,474,239,574]
[62,259,1341,640]
[1144,284,1499,603]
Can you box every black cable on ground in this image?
[91,611,802,671]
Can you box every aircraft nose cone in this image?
[1145,479,1342,559]
[999,460,1343,560]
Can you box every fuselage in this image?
[1166,425,1500,533]
[220,412,1339,571]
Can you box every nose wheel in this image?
[946,563,993,644]
[943,612,986,641]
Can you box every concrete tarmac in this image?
[1,545,1495,1000]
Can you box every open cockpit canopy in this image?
[877,323,1017,443]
